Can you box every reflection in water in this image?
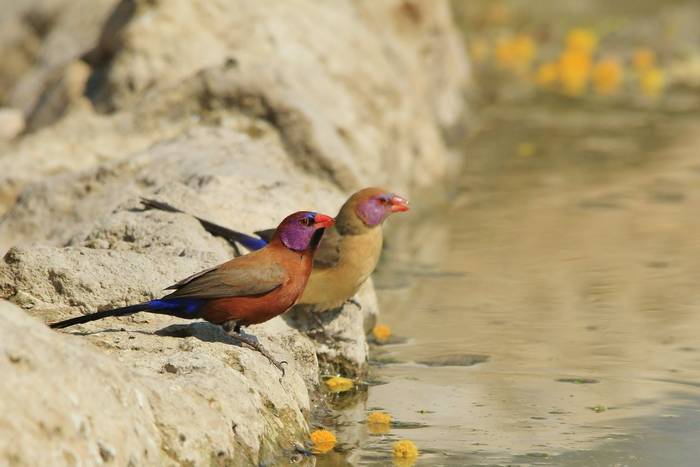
[315,1,700,465]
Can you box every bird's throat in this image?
[309,228,325,250]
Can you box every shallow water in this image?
[361,116,700,466]
[315,1,700,465]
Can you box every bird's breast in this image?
[299,227,383,309]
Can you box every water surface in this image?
[316,1,700,465]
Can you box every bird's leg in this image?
[222,320,287,376]
[311,312,326,329]
[231,242,242,257]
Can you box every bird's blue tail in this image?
[49,303,151,329]
[49,298,205,329]
[140,197,268,251]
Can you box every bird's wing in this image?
[312,226,343,268]
[253,228,276,243]
[163,258,286,299]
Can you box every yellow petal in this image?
[558,49,592,96]
[592,57,623,96]
[310,429,337,454]
[372,324,392,342]
[535,62,558,87]
[633,48,656,72]
[393,439,419,459]
[516,142,535,158]
[640,67,665,98]
[324,376,354,393]
[367,411,392,433]
[566,28,598,54]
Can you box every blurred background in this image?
[2,0,700,466]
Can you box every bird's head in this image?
[349,187,410,228]
[276,211,335,252]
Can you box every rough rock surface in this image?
[1,299,314,466]
[0,0,469,463]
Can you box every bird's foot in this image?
[345,297,362,310]
[225,327,287,377]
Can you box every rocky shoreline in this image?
[0,0,468,464]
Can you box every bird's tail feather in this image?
[49,302,151,329]
[140,197,268,251]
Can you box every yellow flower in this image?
[367,411,392,434]
[592,57,623,95]
[324,376,354,393]
[310,429,336,454]
[495,35,536,72]
[558,49,591,96]
[633,48,656,72]
[393,439,419,460]
[535,62,558,88]
[639,67,665,98]
[566,28,598,55]
[516,142,535,158]
[512,34,536,68]
[372,324,392,342]
[469,38,489,64]
[495,37,516,69]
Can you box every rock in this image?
[0,107,25,140]
[0,299,313,465]
[0,122,343,250]
[0,0,470,463]
[2,0,119,119]
[284,279,379,377]
[0,0,467,213]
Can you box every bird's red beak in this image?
[313,213,335,228]
[389,195,410,212]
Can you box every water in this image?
[314,1,700,465]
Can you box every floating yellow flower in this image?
[495,35,536,73]
[535,62,558,88]
[633,48,656,72]
[367,411,392,434]
[310,429,336,454]
[393,439,419,460]
[372,324,392,342]
[495,37,516,69]
[512,34,536,69]
[469,38,489,64]
[639,67,665,98]
[516,142,535,158]
[324,376,354,393]
[592,57,623,95]
[566,28,598,55]
[558,49,592,96]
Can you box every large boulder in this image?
[0,0,469,462]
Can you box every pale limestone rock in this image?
[0,0,469,463]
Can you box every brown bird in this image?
[49,211,336,374]
[141,187,409,313]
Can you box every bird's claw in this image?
[223,325,287,377]
[346,298,362,310]
[277,360,288,377]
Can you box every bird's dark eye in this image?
[299,217,311,226]
[378,196,389,204]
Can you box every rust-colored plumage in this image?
[141,187,409,312]
[49,211,335,375]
